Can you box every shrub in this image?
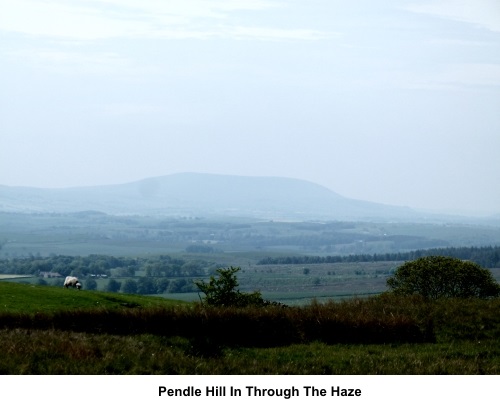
[85,279,98,291]
[121,279,138,294]
[105,279,121,293]
[194,266,269,307]
[387,256,500,299]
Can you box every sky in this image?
[1,0,499,216]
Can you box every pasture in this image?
[1,259,401,305]
[0,282,499,374]
[0,282,187,314]
[3,211,500,259]
[2,211,500,374]
[2,254,499,305]
[2,330,498,374]
[0,274,31,280]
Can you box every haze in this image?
[1,0,499,216]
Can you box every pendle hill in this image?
[1,172,425,221]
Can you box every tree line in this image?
[0,254,216,278]
[257,245,500,268]
[100,277,198,294]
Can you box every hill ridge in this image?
[0,172,416,220]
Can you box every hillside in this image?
[0,281,187,314]
[0,172,418,221]
[1,281,500,375]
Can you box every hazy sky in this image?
[1,0,499,215]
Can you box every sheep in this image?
[63,276,81,289]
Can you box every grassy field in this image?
[2,330,497,374]
[3,260,499,307]
[3,211,500,259]
[0,281,499,374]
[0,259,402,305]
[0,282,188,314]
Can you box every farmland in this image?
[0,282,500,374]
[0,259,400,305]
[1,210,500,374]
[2,250,499,305]
[2,211,500,259]
[2,210,500,304]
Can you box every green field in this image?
[4,259,499,306]
[3,211,500,258]
[2,211,500,374]
[0,259,403,305]
[0,281,188,314]
[0,281,499,374]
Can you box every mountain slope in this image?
[0,173,417,220]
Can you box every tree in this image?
[386,256,500,299]
[121,279,138,294]
[154,278,170,294]
[194,266,266,307]
[85,279,98,291]
[137,277,156,294]
[36,278,48,286]
[105,279,121,293]
[167,279,188,293]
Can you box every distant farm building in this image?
[39,272,63,278]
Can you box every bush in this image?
[105,279,121,293]
[194,266,269,307]
[387,256,500,299]
[85,279,98,291]
[121,279,138,294]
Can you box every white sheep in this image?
[63,276,81,289]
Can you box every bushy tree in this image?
[36,278,48,286]
[387,256,500,299]
[105,279,121,293]
[121,279,138,294]
[154,278,170,294]
[194,266,266,307]
[137,277,156,294]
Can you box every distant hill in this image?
[0,172,419,221]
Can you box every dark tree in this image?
[105,279,121,293]
[386,256,500,299]
[36,278,48,286]
[85,279,98,291]
[137,277,156,294]
[121,279,138,294]
[194,266,266,307]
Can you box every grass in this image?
[0,281,188,314]
[0,331,498,374]
[0,282,499,374]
